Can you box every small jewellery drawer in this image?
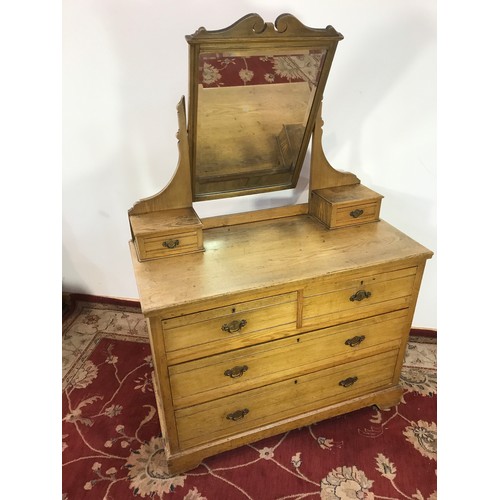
[175,348,399,449]
[138,231,202,260]
[130,207,204,261]
[334,202,380,227]
[303,266,417,328]
[309,184,382,229]
[168,309,408,408]
[162,292,298,363]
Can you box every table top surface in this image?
[130,215,432,316]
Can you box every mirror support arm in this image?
[128,96,193,217]
[309,101,360,195]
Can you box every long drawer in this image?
[175,348,399,449]
[162,292,297,363]
[175,349,398,448]
[169,309,408,408]
[303,266,417,328]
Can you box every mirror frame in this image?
[186,13,344,201]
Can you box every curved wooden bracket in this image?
[128,96,193,216]
[309,102,360,193]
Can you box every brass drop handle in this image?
[345,335,366,347]
[224,365,248,378]
[350,290,372,302]
[226,408,249,421]
[350,209,364,218]
[162,239,179,249]
[221,319,247,334]
[339,376,358,388]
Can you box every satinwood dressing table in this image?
[128,14,433,474]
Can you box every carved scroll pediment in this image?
[186,13,343,43]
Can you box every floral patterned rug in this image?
[62,298,437,500]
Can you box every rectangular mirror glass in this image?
[186,14,343,201]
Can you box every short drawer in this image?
[139,230,202,260]
[334,201,380,227]
[130,207,204,261]
[309,184,382,229]
[169,309,408,408]
[162,292,298,363]
[303,266,417,328]
[175,348,399,449]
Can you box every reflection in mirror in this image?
[194,48,326,198]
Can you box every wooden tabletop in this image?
[130,215,432,316]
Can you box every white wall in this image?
[62,0,436,328]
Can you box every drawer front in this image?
[163,292,298,363]
[169,309,408,408]
[334,201,380,227]
[139,230,201,260]
[303,267,417,328]
[175,349,399,448]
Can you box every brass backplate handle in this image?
[345,335,366,347]
[339,376,358,388]
[221,319,247,334]
[350,208,364,218]
[162,239,180,249]
[349,290,372,302]
[224,365,248,378]
[226,408,249,421]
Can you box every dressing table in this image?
[128,14,433,474]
